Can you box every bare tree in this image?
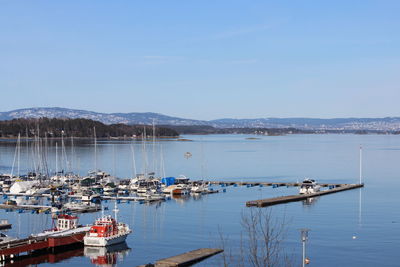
[219,208,291,267]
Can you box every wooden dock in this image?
[0,203,101,213]
[139,248,223,267]
[0,204,51,212]
[246,183,364,207]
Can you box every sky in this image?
[1,1,399,120]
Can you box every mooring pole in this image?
[359,145,362,184]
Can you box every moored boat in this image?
[31,214,91,248]
[299,178,321,194]
[84,215,132,247]
[84,200,131,247]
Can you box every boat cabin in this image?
[56,214,78,230]
[88,216,118,237]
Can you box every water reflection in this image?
[6,244,84,266]
[302,197,319,206]
[84,242,131,267]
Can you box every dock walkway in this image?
[139,248,223,267]
[246,184,364,207]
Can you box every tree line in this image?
[0,118,179,138]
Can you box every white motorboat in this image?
[81,190,101,202]
[299,178,321,194]
[190,180,210,193]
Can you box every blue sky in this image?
[1,1,399,120]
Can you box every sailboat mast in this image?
[113,197,119,222]
[152,119,156,174]
[61,131,65,172]
[17,133,21,178]
[131,143,137,178]
[143,127,148,178]
[70,136,74,172]
[55,142,58,175]
[94,127,97,171]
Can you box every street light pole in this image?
[301,228,310,267]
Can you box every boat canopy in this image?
[161,177,175,186]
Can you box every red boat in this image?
[0,214,90,262]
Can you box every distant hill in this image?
[0,118,179,138]
[0,107,208,126]
[1,107,400,131]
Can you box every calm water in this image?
[0,134,399,266]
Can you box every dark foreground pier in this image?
[246,183,364,207]
[139,248,223,267]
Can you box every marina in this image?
[2,0,399,266]
[0,134,398,266]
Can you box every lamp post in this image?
[300,228,310,267]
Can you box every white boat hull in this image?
[84,232,130,247]
[299,185,321,194]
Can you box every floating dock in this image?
[0,204,51,213]
[246,183,364,207]
[0,203,101,213]
[139,248,223,267]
